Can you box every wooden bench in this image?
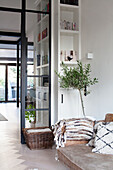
[58,144,113,170]
[57,114,113,170]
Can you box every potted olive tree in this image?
[55,61,98,116]
[25,104,36,127]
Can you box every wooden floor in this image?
[0,103,69,170]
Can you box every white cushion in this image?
[87,121,100,147]
[92,122,113,154]
[54,118,94,148]
[27,128,51,133]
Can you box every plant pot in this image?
[30,122,35,128]
[25,120,35,128]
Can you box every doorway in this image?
[0,65,5,101]
[0,63,20,102]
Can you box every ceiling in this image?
[0,0,37,42]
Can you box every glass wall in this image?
[25,0,50,128]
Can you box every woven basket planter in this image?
[23,127,54,150]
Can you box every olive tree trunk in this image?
[79,89,85,117]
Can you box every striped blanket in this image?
[53,118,94,148]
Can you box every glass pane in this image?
[27,65,34,75]
[26,12,49,74]
[8,66,17,101]
[18,66,21,101]
[0,49,17,58]
[0,11,21,34]
[25,110,49,128]
[0,45,17,63]
[26,0,50,12]
[0,0,21,8]
[0,44,17,50]
[27,45,34,75]
[26,77,49,109]
[0,66,5,101]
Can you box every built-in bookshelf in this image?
[59,0,81,64]
[58,0,81,120]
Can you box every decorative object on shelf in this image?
[72,22,76,30]
[42,55,49,65]
[47,2,49,12]
[37,54,40,66]
[38,92,41,99]
[60,50,77,62]
[42,2,49,17]
[60,0,65,3]
[42,8,46,18]
[25,104,36,125]
[38,33,41,42]
[44,92,47,101]
[43,77,49,87]
[60,0,78,6]
[42,28,47,39]
[60,20,77,31]
[60,50,64,62]
[55,61,98,116]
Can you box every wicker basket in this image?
[23,127,54,150]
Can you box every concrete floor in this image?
[0,103,69,170]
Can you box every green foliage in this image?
[55,61,98,94]
[10,68,16,74]
[25,104,36,123]
[0,79,5,86]
[55,61,98,116]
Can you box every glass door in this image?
[0,65,5,101]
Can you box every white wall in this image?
[81,0,113,120]
[52,0,113,123]
[51,0,59,125]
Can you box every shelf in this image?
[60,61,77,65]
[41,36,49,44]
[37,15,49,26]
[60,29,79,36]
[60,3,79,11]
[37,64,49,69]
[41,64,49,68]
[41,15,49,23]
[37,36,49,45]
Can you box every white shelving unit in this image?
[59,0,81,63]
[34,0,50,127]
[58,0,81,120]
[37,36,49,45]
[60,29,79,34]
[37,15,49,26]
[60,3,79,10]
[60,61,77,65]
